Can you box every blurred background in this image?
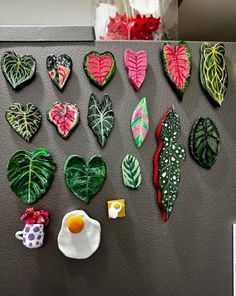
[0,0,235,41]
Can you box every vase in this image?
[15,223,44,249]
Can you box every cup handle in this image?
[15,231,23,241]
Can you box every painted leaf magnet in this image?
[83,51,116,89]
[153,105,186,222]
[7,148,56,204]
[124,49,147,90]
[122,154,142,189]
[5,103,42,142]
[88,94,114,147]
[1,50,36,89]
[46,54,72,90]
[190,117,220,169]
[47,102,80,139]
[162,41,192,99]
[200,42,228,106]
[131,97,149,148]
[64,154,106,204]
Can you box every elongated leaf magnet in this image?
[83,51,116,89]
[7,148,56,204]
[200,42,228,106]
[189,117,220,169]
[153,105,186,222]
[122,154,142,189]
[162,41,192,99]
[131,97,149,148]
[124,49,147,90]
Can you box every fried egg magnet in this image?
[57,210,101,259]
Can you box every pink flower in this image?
[20,208,49,225]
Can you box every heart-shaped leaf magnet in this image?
[5,103,42,142]
[83,51,116,89]
[64,154,106,204]
[161,41,192,99]
[124,49,147,91]
[189,117,220,169]
[7,148,56,204]
[1,50,36,89]
[46,54,72,90]
[88,94,114,147]
[47,102,80,139]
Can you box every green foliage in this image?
[122,154,142,189]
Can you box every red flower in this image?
[20,208,49,225]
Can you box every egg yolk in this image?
[114,202,121,209]
[66,215,84,233]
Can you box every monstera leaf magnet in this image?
[189,117,220,169]
[46,54,72,90]
[161,41,192,99]
[88,94,114,147]
[83,51,116,89]
[153,105,186,222]
[1,50,36,89]
[64,154,106,204]
[7,148,56,204]
[200,42,228,106]
[5,103,42,142]
[47,102,80,139]
[122,154,142,189]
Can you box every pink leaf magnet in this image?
[161,41,192,99]
[124,49,147,91]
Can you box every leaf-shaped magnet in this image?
[189,117,220,169]
[131,97,149,148]
[122,154,142,189]
[124,49,147,90]
[7,148,56,204]
[5,103,42,142]
[64,154,106,204]
[47,102,80,139]
[83,51,116,89]
[161,41,192,99]
[200,42,228,106]
[46,54,72,90]
[153,105,186,222]
[88,94,114,147]
[1,50,36,89]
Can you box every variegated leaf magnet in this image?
[5,103,42,142]
[88,94,114,148]
[153,105,186,222]
[122,154,142,189]
[124,49,147,90]
[162,41,192,99]
[131,97,149,148]
[189,117,220,169]
[200,42,228,106]
[1,50,36,89]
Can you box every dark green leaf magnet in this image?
[88,94,114,148]
[1,50,36,89]
[122,154,142,189]
[46,54,72,90]
[7,148,56,204]
[189,117,220,169]
[5,103,42,142]
[64,154,106,204]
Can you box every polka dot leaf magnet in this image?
[189,117,220,169]
[64,154,106,204]
[88,94,114,148]
[83,51,116,89]
[46,54,72,90]
[47,102,80,139]
[161,41,192,99]
[124,49,147,91]
[122,154,142,189]
[200,42,228,106]
[1,50,36,89]
[153,105,186,222]
[5,103,42,142]
[7,148,56,204]
[131,97,149,148]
